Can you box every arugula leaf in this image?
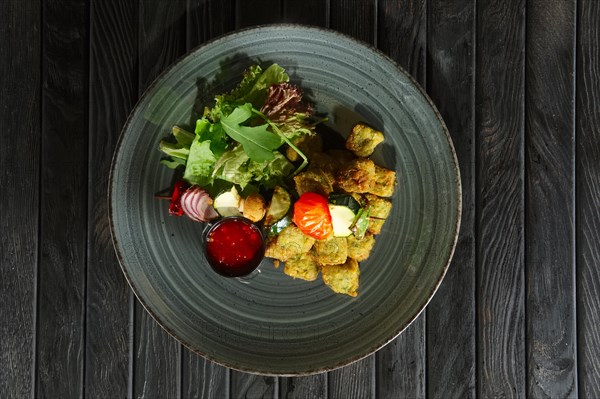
[220,104,282,162]
[183,139,216,186]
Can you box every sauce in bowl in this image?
[203,217,265,277]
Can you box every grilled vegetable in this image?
[292,192,333,240]
[264,186,291,225]
[328,193,361,213]
[328,205,356,237]
[213,186,242,217]
[351,207,370,239]
[268,214,293,236]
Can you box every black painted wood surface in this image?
[1,0,599,398]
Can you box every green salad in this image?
[159,64,318,193]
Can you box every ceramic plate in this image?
[109,24,461,375]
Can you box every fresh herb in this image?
[220,104,282,162]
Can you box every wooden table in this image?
[2,0,599,398]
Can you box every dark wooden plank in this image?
[576,0,600,396]
[330,0,375,44]
[86,0,139,397]
[375,1,427,398]
[183,2,234,398]
[182,354,229,399]
[376,329,426,399]
[132,1,187,398]
[525,0,577,397]
[329,357,375,399]
[187,0,235,49]
[36,0,88,397]
[280,374,327,399]
[425,0,476,397]
[235,0,282,28]
[327,2,377,398]
[231,375,278,399]
[0,1,40,398]
[378,0,426,83]
[476,0,526,397]
[283,0,328,26]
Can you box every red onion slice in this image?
[180,186,219,222]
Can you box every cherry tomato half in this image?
[292,192,333,240]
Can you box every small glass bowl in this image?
[202,216,265,278]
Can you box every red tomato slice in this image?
[292,192,333,240]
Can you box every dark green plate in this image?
[109,25,461,375]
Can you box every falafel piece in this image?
[313,237,348,265]
[336,158,376,193]
[284,252,320,281]
[294,169,334,197]
[364,194,393,234]
[286,134,323,162]
[321,258,360,297]
[265,225,315,262]
[346,233,376,261]
[367,165,397,197]
[346,123,385,157]
[241,192,266,222]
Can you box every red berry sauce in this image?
[204,217,264,277]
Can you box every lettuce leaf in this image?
[183,139,216,186]
[211,145,293,189]
[209,64,289,121]
[195,117,228,157]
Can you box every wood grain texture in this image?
[376,327,426,399]
[330,0,376,44]
[86,0,139,397]
[283,0,328,26]
[525,0,577,397]
[235,0,282,28]
[476,0,526,397]
[133,1,187,398]
[376,1,427,398]
[329,357,375,399]
[280,374,326,399]
[377,0,426,84]
[425,0,476,397]
[231,374,278,399]
[36,0,88,398]
[187,0,235,49]
[0,1,40,398]
[576,0,600,396]
[182,354,229,399]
